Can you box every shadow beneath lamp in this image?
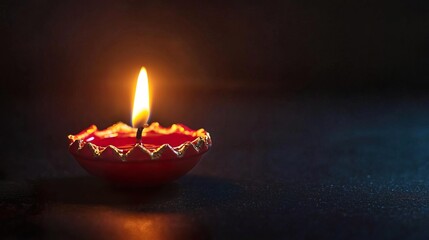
[0,174,241,240]
[34,174,243,212]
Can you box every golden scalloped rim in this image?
[68,122,212,161]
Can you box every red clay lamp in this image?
[68,67,212,186]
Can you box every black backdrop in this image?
[2,0,428,95]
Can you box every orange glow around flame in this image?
[132,67,150,128]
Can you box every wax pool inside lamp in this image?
[84,130,198,151]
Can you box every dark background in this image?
[1,0,429,239]
[3,0,429,95]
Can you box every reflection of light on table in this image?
[33,204,208,240]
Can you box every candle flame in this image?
[132,67,150,128]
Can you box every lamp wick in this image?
[136,124,148,143]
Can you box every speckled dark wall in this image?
[1,0,429,95]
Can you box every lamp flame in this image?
[132,67,150,128]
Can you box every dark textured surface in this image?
[2,92,429,239]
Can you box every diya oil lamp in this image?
[68,67,212,186]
